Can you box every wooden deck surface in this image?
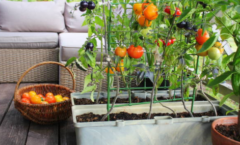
[0,83,76,145]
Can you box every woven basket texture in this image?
[14,84,73,124]
[0,49,59,83]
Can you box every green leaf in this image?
[198,35,218,53]
[226,109,237,115]
[95,16,104,27]
[208,71,235,87]
[90,91,95,102]
[75,59,88,71]
[85,52,96,68]
[212,85,219,96]
[177,8,196,22]
[78,48,85,56]
[65,57,76,67]
[219,92,234,107]
[200,69,209,79]
[88,25,92,37]
[84,74,92,89]
[81,85,96,94]
[82,19,88,26]
[235,5,240,14]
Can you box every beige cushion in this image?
[0,32,58,48]
[0,1,65,32]
[59,33,105,61]
[64,2,88,32]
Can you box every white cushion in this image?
[64,2,89,32]
[0,32,58,48]
[0,1,65,32]
[59,33,105,61]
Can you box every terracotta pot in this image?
[211,116,240,145]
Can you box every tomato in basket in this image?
[45,95,56,104]
[22,92,30,100]
[21,98,30,104]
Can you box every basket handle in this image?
[14,61,76,96]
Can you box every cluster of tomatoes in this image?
[164,6,181,17]
[133,1,158,27]
[21,91,69,104]
[195,29,224,60]
[105,45,144,74]
[79,0,95,12]
[155,38,176,47]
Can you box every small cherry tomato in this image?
[173,8,181,17]
[105,67,115,74]
[127,45,144,59]
[196,29,210,45]
[22,92,30,100]
[21,98,30,104]
[45,96,56,104]
[164,6,170,14]
[171,38,176,44]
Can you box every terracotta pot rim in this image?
[212,116,240,144]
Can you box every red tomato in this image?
[22,92,30,100]
[155,39,171,46]
[127,45,144,59]
[21,98,30,104]
[171,38,176,44]
[45,92,54,98]
[196,29,210,45]
[45,96,56,104]
[173,8,181,17]
[164,6,170,14]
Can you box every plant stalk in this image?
[181,70,194,117]
[147,63,161,119]
[101,63,120,121]
[101,0,108,53]
[96,37,104,104]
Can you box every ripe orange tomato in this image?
[30,95,42,104]
[21,98,30,104]
[45,92,54,98]
[22,92,30,100]
[45,95,56,104]
[127,45,144,59]
[142,2,149,10]
[143,4,158,20]
[29,91,37,97]
[196,29,210,45]
[116,62,124,72]
[115,47,127,57]
[138,14,152,27]
[133,3,143,15]
[105,67,115,74]
[195,44,208,56]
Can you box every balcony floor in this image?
[0,83,76,145]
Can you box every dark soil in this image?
[215,124,240,142]
[76,110,221,122]
[74,95,206,105]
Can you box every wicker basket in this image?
[14,61,75,124]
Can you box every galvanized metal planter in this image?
[72,102,235,145]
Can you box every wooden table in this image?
[0,83,76,145]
